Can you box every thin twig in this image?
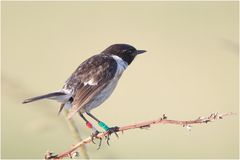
[44,112,235,159]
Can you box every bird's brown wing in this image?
[64,54,117,119]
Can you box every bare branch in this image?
[44,112,235,159]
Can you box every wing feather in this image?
[64,54,117,119]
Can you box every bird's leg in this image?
[86,112,119,145]
[79,113,100,144]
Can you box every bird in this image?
[23,44,146,137]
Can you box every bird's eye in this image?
[126,50,133,54]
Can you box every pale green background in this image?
[1,1,239,159]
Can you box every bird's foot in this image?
[105,126,120,145]
[90,130,103,150]
[90,130,100,143]
[97,121,119,145]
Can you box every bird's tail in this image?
[22,91,68,104]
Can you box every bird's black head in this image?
[102,44,146,65]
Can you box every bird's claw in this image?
[96,138,103,150]
[90,130,100,144]
[91,127,119,148]
[90,130,103,150]
[107,126,119,135]
[105,126,119,145]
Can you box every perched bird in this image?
[23,44,146,136]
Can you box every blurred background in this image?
[1,1,239,159]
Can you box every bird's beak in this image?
[135,50,146,55]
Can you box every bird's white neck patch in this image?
[112,55,128,75]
